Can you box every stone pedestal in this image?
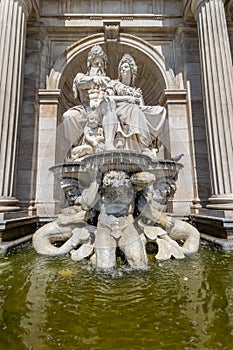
[0,0,32,212]
[191,0,233,212]
[0,197,20,213]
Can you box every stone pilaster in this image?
[160,90,195,215]
[191,0,233,210]
[0,0,32,212]
[35,90,61,217]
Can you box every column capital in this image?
[225,0,233,16]
[191,0,227,18]
[18,0,33,18]
[191,0,207,18]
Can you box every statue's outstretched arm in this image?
[79,179,101,211]
[109,95,141,104]
[77,74,110,88]
[74,73,95,90]
[57,208,86,226]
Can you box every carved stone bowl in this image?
[50,151,183,189]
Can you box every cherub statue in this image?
[71,110,105,160]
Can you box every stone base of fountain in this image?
[0,211,38,256]
[190,211,233,240]
[30,151,203,268]
[1,152,232,259]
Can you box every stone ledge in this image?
[190,214,233,239]
[0,234,33,257]
[0,216,38,242]
[201,233,233,251]
[38,216,58,226]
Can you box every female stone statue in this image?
[107,54,166,155]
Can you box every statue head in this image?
[87,45,108,76]
[60,178,80,205]
[102,171,134,204]
[102,171,130,188]
[152,178,177,205]
[118,54,137,86]
[87,110,101,129]
[72,45,108,99]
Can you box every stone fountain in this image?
[32,46,200,268]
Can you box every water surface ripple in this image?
[0,246,233,349]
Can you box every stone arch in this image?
[47,33,178,112]
[37,33,194,216]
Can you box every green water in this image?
[0,245,233,350]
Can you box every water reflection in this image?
[0,247,233,349]
[20,256,51,349]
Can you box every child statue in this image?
[71,110,105,160]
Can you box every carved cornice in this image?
[38,89,61,105]
[160,90,187,106]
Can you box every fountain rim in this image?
[49,151,184,182]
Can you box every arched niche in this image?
[47,33,178,115]
[37,34,194,216]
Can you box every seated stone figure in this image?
[71,110,105,160]
[62,45,118,154]
[62,46,166,160]
[106,53,166,156]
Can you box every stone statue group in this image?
[32,45,200,268]
[62,45,166,159]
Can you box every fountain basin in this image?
[50,151,183,188]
